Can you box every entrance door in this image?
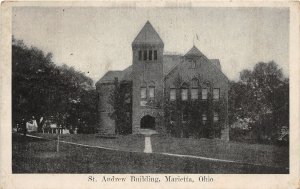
[140,115,155,129]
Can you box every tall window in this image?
[141,87,146,99]
[190,60,196,69]
[181,89,188,101]
[202,88,208,100]
[213,88,220,100]
[191,88,198,100]
[192,62,196,69]
[138,50,142,60]
[181,83,188,101]
[148,81,155,98]
[202,114,207,125]
[149,87,155,98]
[191,78,198,100]
[143,50,147,60]
[214,112,219,123]
[170,88,176,101]
[154,50,157,60]
[149,50,153,60]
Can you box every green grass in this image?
[13,134,288,173]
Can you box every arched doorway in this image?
[140,115,155,129]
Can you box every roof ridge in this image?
[132,21,164,45]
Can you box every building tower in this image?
[131,21,164,134]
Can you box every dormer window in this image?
[149,50,153,60]
[143,50,147,60]
[191,60,196,69]
[154,50,157,60]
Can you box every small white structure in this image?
[26,120,38,132]
[62,129,70,134]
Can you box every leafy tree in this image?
[108,78,132,135]
[229,61,289,142]
[12,37,97,133]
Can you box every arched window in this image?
[201,81,210,100]
[181,82,188,101]
[191,78,199,100]
[148,81,155,99]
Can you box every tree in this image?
[229,61,289,142]
[12,37,97,132]
[108,78,132,135]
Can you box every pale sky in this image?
[12,7,289,83]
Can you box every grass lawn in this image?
[13,134,288,173]
[151,136,289,168]
[33,133,145,152]
[33,132,289,169]
[12,134,288,174]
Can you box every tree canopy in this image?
[229,61,289,142]
[12,37,98,132]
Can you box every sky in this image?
[12,7,289,83]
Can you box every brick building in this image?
[96,21,229,140]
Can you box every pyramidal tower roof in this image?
[184,45,205,57]
[132,21,164,45]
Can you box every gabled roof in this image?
[132,21,164,45]
[96,71,124,84]
[210,59,221,70]
[184,45,205,57]
[96,65,132,85]
[163,54,182,75]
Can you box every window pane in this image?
[138,51,142,60]
[141,88,146,99]
[149,50,152,60]
[213,88,220,100]
[170,89,176,101]
[202,114,207,125]
[143,50,147,60]
[154,50,157,60]
[181,89,188,101]
[191,88,198,99]
[149,87,155,98]
[214,112,219,122]
[202,88,208,100]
